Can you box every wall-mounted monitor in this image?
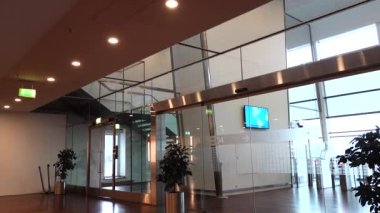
[243,105,269,129]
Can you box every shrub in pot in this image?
[158,142,192,213]
[337,127,380,213]
[53,148,77,195]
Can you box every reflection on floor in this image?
[0,193,157,213]
[0,187,370,212]
[187,187,369,213]
[102,182,150,193]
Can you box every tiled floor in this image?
[0,187,370,212]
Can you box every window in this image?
[287,44,318,121]
[316,24,379,60]
[104,134,119,177]
[287,44,313,68]
[317,24,380,117]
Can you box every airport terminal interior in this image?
[1,0,380,212]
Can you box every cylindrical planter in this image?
[165,191,184,213]
[54,181,65,195]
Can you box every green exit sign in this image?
[18,88,36,98]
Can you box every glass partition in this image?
[59,0,380,209]
[129,106,151,193]
[65,121,88,187]
[155,86,376,212]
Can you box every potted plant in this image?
[158,142,192,213]
[337,126,380,213]
[53,148,77,195]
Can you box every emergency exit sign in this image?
[18,88,36,98]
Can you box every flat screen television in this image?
[243,105,269,129]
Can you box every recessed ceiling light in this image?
[71,60,81,67]
[15,98,22,102]
[165,0,178,9]
[107,37,119,45]
[129,114,133,117]
[47,77,55,82]
[3,105,10,109]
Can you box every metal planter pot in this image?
[165,191,185,213]
[54,181,65,195]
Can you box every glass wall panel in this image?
[62,0,380,209]
[211,97,255,212]
[206,0,285,52]
[326,90,380,116]
[290,100,319,121]
[151,74,176,103]
[324,70,380,96]
[287,44,313,67]
[171,35,206,96]
[82,81,102,99]
[316,24,378,60]
[155,89,352,212]
[129,106,151,193]
[241,33,287,80]
[171,36,204,68]
[65,123,88,187]
[288,85,317,103]
[285,0,367,23]
[209,49,242,87]
[157,106,206,212]
[173,62,205,95]
[99,93,117,114]
[122,87,134,112]
[123,62,145,82]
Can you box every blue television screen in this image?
[244,105,269,129]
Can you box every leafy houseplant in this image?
[337,127,380,213]
[53,148,77,195]
[158,142,192,192]
[158,142,192,213]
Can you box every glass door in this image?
[87,111,154,203]
[101,127,119,191]
[89,125,106,193]
[89,123,118,193]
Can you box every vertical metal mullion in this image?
[122,68,125,112]
[308,24,330,148]
[140,108,143,192]
[200,32,223,199]
[86,126,92,196]
[130,116,133,191]
[112,124,116,191]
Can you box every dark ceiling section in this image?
[34,89,176,137]
[33,89,112,121]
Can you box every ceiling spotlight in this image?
[3,105,10,109]
[15,98,22,102]
[107,37,119,45]
[165,0,178,9]
[47,77,55,82]
[71,60,81,67]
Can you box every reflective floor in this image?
[102,182,150,193]
[188,187,369,213]
[0,187,369,212]
[0,193,158,213]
